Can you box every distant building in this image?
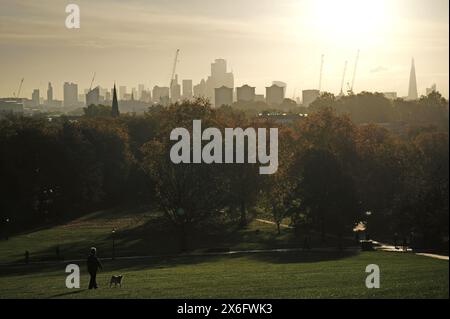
[86,86,100,106]
[170,75,181,102]
[140,90,152,103]
[63,82,78,108]
[266,84,284,105]
[407,58,418,100]
[215,86,233,107]
[119,86,126,100]
[194,79,207,98]
[182,79,193,99]
[0,98,24,115]
[383,92,398,100]
[272,81,287,95]
[236,85,256,102]
[152,86,170,105]
[426,84,437,96]
[32,89,40,107]
[206,59,234,106]
[47,82,53,103]
[302,89,320,107]
[138,84,145,100]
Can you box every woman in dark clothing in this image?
[87,247,103,289]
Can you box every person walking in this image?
[87,247,103,289]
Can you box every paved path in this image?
[256,219,449,261]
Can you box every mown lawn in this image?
[0,206,351,264]
[0,251,448,299]
[0,207,447,299]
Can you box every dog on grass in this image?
[109,275,124,288]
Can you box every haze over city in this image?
[0,0,448,99]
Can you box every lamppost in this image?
[365,211,372,240]
[111,228,116,260]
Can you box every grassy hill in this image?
[0,207,448,299]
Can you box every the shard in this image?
[407,58,418,100]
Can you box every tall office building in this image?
[272,81,287,95]
[236,85,256,103]
[47,82,53,103]
[182,79,193,99]
[138,84,145,100]
[407,58,418,100]
[152,86,170,105]
[63,82,78,107]
[86,86,100,106]
[170,75,181,102]
[194,79,207,98]
[266,84,284,105]
[119,86,126,100]
[31,89,40,107]
[215,86,233,107]
[206,59,234,106]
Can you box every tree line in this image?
[0,95,448,251]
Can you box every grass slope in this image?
[0,207,448,299]
[0,251,448,299]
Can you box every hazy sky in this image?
[0,0,448,99]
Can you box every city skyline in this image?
[0,0,448,99]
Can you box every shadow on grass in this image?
[0,249,360,280]
[48,289,87,299]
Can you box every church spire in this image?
[112,83,120,117]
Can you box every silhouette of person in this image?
[87,247,102,289]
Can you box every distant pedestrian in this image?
[87,247,103,289]
[25,250,29,264]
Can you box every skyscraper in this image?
[63,82,78,107]
[112,84,120,117]
[138,84,145,100]
[119,86,126,100]
[266,84,284,105]
[170,75,181,102]
[236,85,256,102]
[215,86,233,107]
[182,79,193,99]
[206,59,234,106]
[47,82,53,103]
[31,89,40,107]
[407,58,418,100]
[86,86,100,106]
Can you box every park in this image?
[0,95,449,299]
[0,206,448,299]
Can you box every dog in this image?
[109,275,124,288]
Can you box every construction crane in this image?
[169,49,180,88]
[318,54,324,92]
[339,61,348,96]
[13,78,24,98]
[349,49,360,94]
[89,72,96,91]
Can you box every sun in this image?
[304,0,390,45]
